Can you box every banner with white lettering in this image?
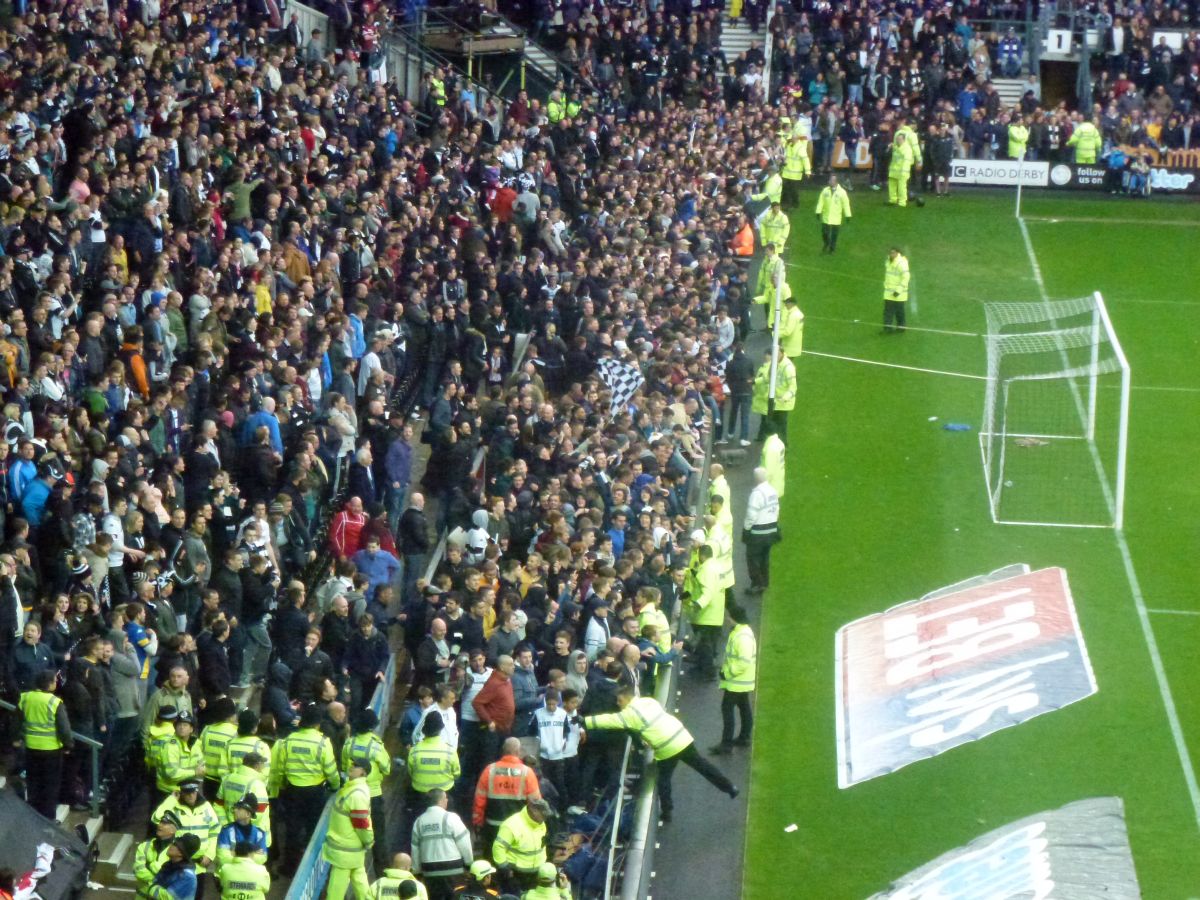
[869,797,1140,899]
[836,566,1096,788]
[949,160,1050,186]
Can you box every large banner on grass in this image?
[869,797,1141,899]
[836,566,1096,788]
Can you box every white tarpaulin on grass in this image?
[869,797,1141,899]
[836,565,1097,787]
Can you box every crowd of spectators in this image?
[497,0,1200,179]
[0,0,783,894]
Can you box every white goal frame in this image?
[980,291,1130,529]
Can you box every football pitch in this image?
[743,188,1200,898]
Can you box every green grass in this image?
[743,188,1200,898]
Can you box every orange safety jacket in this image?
[472,755,541,827]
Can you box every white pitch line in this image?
[805,350,987,380]
[803,314,982,338]
[1148,608,1200,617]
[1024,215,1200,228]
[1019,215,1200,831]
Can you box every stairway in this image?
[720,1,760,65]
[487,16,561,86]
[993,77,1027,107]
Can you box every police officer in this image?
[226,710,272,781]
[151,781,221,899]
[684,544,725,680]
[199,698,239,802]
[156,711,205,805]
[742,467,781,594]
[888,131,916,207]
[758,201,790,254]
[710,604,758,755]
[753,243,787,330]
[406,713,460,816]
[218,752,270,833]
[778,295,804,368]
[149,834,200,900]
[761,433,786,499]
[582,687,737,824]
[323,758,374,900]
[215,797,269,868]
[882,247,911,333]
[135,811,182,898]
[412,789,473,900]
[492,798,552,893]
[781,131,811,205]
[215,841,270,900]
[268,704,339,875]
[17,669,73,819]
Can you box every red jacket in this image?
[471,671,514,733]
[473,755,541,826]
[329,510,366,559]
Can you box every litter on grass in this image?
[784,824,798,833]
[943,423,971,431]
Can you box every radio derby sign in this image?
[949,160,1050,186]
[869,797,1141,899]
[835,566,1096,788]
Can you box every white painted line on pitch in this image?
[1019,215,1200,830]
[804,314,981,338]
[1147,608,1200,617]
[805,351,987,380]
[1024,215,1200,228]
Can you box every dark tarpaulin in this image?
[0,789,90,900]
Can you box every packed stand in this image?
[0,0,779,895]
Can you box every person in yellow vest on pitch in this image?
[758,200,791,254]
[268,705,340,875]
[779,295,804,366]
[17,669,74,820]
[583,685,737,823]
[815,174,852,254]
[216,841,270,900]
[883,247,911,333]
[781,131,811,205]
[341,708,393,872]
[709,604,758,756]
[752,348,796,444]
[761,433,786,498]
[888,131,917,207]
[492,798,552,893]
[218,751,270,835]
[1067,116,1102,164]
[199,698,239,802]
[324,758,375,900]
[1008,114,1030,160]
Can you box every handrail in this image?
[284,650,399,900]
[612,422,717,900]
[609,422,710,900]
[0,695,104,818]
[390,16,511,113]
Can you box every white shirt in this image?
[460,667,493,722]
[414,703,459,750]
[102,512,127,567]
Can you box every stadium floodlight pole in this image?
[768,255,784,400]
[1015,150,1026,219]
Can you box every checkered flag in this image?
[597,357,645,418]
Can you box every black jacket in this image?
[397,508,431,556]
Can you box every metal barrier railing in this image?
[283,649,399,900]
[0,696,105,818]
[608,423,717,900]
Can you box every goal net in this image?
[981,293,1130,528]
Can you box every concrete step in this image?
[490,19,558,82]
[993,77,1027,106]
[92,832,135,885]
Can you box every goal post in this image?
[980,292,1130,529]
